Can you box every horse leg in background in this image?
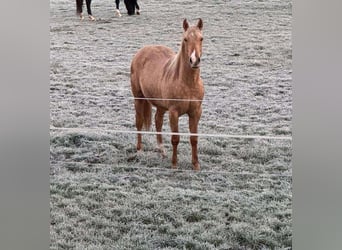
[85,0,95,20]
[115,0,122,16]
[124,0,135,15]
[169,108,180,168]
[189,110,202,171]
[135,1,140,15]
[76,0,84,20]
[155,108,166,157]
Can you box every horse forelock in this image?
[184,26,202,39]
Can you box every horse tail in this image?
[142,100,152,131]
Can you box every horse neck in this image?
[173,43,200,84]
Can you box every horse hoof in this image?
[115,9,122,17]
[157,144,167,158]
[159,149,167,158]
[136,150,143,157]
[171,165,177,170]
[88,15,96,21]
[193,164,200,171]
[79,14,84,20]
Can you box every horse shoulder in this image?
[199,78,204,97]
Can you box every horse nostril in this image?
[189,58,193,64]
[198,57,201,63]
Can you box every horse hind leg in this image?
[155,108,166,157]
[134,100,144,151]
[134,99,145,151]
[134,98,152,151]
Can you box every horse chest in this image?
[165,84,202,114]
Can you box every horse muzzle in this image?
[190,56,201,68]
[189,49,201,69]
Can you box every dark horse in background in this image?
[76,0,140,20]
[76,0,95,20]
[116,0,140,16]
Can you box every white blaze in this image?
[190,50,196,63]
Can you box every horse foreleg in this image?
[169,108,179,169]
[155,108,166,157]
[189,109,202,171]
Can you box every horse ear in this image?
[183,18,189,31]
[197,18,203,30]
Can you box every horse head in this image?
[182,18,203,69]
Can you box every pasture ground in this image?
[50,0,292,249]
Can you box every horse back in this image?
[131,45,174,73]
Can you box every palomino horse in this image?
[130,18,204,170]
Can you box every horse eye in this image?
[200,37,203,41]
[184,38,188,42]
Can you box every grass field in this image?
[50,0,292,249]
